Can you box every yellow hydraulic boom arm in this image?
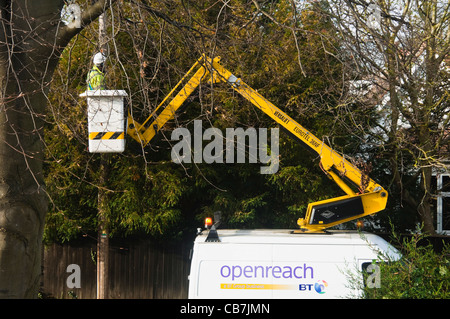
[127,56,388,232]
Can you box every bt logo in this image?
[314,280,328,294]
[299,280,328,294]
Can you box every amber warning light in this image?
[205,217,213,229]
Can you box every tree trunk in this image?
[0,0,110,298]
[418,146,436,235]
[0,11,57,295]
[0,86,49,298]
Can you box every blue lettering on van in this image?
[220,264,314,281]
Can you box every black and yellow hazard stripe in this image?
[89,132,125,140]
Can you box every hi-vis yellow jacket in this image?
[87,65,106,90]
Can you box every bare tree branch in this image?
[56,0,115,48]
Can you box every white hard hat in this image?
[93,52,107,65]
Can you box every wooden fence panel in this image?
[41,239,192,299]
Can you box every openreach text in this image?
[220,264,314,281]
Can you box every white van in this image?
[188,229,401,299]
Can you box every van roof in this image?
[195,229,400,259]
[197,229,375,244]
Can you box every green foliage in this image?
[353,229,450,299]
[107,161,187,237]
[43,1,360,243]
